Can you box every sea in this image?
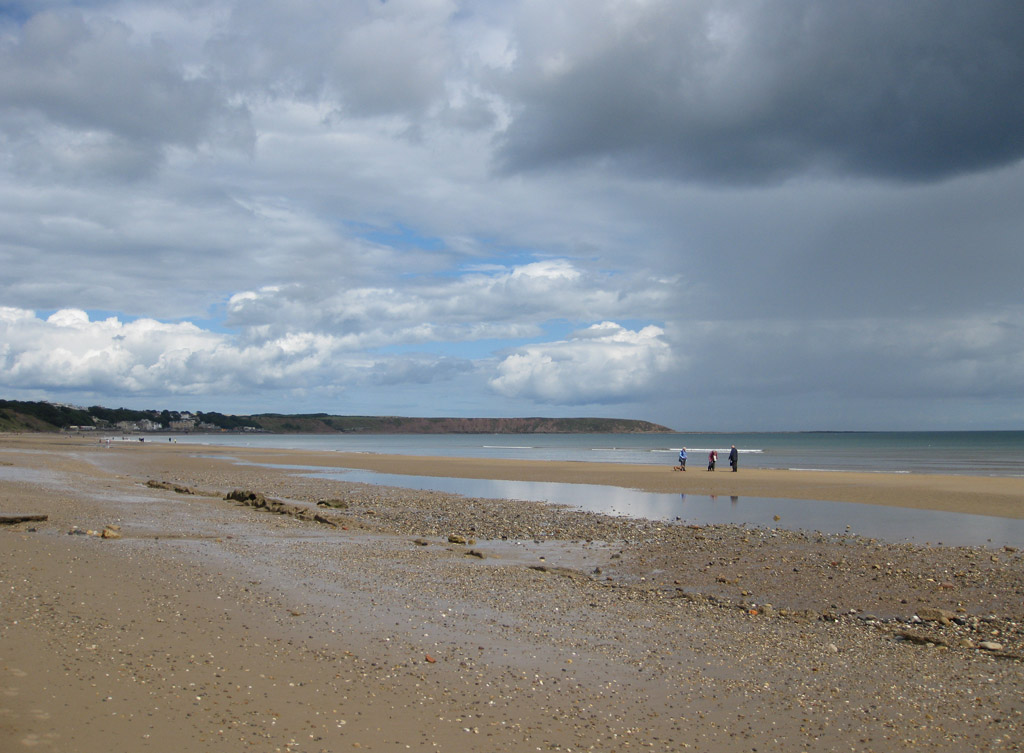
[167,430,1024,476]
[160,431,1024,548]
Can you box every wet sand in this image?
[2,434,1022,751]
[230,446,1024,519]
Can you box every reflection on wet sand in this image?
[309,467,1024,548]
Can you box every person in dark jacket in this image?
[728,445,738,472]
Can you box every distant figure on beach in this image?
[675,447,687,471]
[707,449,717,471]
[729,445,738,472]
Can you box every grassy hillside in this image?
[0,400,673,434]
[250,414,672,434]
[0,400,93,432]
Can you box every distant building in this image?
[169,419,196,432]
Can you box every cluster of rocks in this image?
[145,479,197,495]
[146,479,222,497]
[67,523,122,539]
[0,513,48,525]
[224,488,339,527]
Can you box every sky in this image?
[1,0,1023,431]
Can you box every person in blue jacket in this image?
[675,447,687,471]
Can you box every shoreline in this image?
[8,433,1024,518]
[145,438,1024,520]
[2,432,1022,751]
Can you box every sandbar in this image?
[196,442,1024,519]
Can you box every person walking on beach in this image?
[675,447,687,471]
[707,449,717,471]
[728,445,738,472]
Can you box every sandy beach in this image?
[2,433,1022,752]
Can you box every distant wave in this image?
[482,445,535,450]
[657,447,764,454]
[788,467,911,474]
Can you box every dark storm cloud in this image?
[498,0,1024,184]
[647,165,1024,321]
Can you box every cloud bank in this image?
[1,1,1022,429]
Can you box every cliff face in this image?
[250,415,673,434]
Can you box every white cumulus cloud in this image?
[489,322,675,404]
[225,259,674,344]
[0,308,353,396]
